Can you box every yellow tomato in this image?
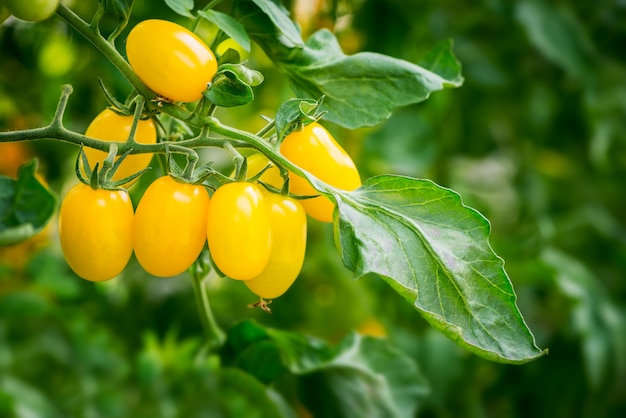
[126,19,218,103]
[280,122,361,222]
[133,176,210,277]
[242,153,283,189]
[58,183,134,282]
[245,194,307,299]
[83,109,156,184]
[206,182,272,280]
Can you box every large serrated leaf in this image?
[321,175,546,364]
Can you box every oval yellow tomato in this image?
[280,122,361,222]
[242,153,283,189]
[133,176,210,277]
[83,109,156,184]
[126,19,218,103]
[245,194,307,299]
[58,183,134,282]
[206,182,272,280]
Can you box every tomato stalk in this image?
[190,267,226,350]
[55,4,154,102]
[206,117,336,198]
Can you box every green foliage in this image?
[1,0,625,417]
[0,161,56,245]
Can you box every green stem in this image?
[55,4,154,101]
[191,270,226,350]
[207,117,333,195]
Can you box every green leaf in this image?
[325,175,546,364]
[232,0,303,51]
[274,97,323,141]
[197,9,251,52]
[0,160,56,246]
[222,320,427,418]
[232,0,462,128]
[248,0,303,48]
[541,248,626,388]
[105,0,133,21]
[206,69,255,107]
[515,0,593,79]
[164,0,194,18]
[280,30,464,128]
[219,63,264,86]
[417,38,464,87]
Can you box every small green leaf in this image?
[320,175,546,364]
[274,98,323,141]
[0,160,56,246]
[164,0,194,18]
[197,9,251,52]
[105,0,133,21]
[219,64,264,86]
[206,69,254,107]
[105,0,134,41]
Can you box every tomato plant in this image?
[0,0,556,416]
[83,109,156,183]
[126,19,218,103]
[280,122,361,222]
[133,176,210,277]
[58,182,133,282]
[244,193,307,300]
[206,182,272,281]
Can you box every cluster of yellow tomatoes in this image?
[57,18,362,302]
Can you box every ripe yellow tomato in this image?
[58,183,134,282]
[280,122,361,222]
[126,19,218,103]
[242,153,283,189]
[83,109,156,184]
[245,194,307,299]
[133,176,210,277]
[206,182,272,280]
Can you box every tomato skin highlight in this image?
[280,122,361,223]
[58,183,134,282]
[133,176,210,277]
[83,109,156,184]
[126,19,218,103]
[207,182,272,280]
[245,194,307,299]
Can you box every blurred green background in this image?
[1,0,625,417]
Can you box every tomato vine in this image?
[0,0,546,377]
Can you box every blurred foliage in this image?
[1,0,626,417]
